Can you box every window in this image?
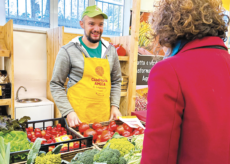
[95,0,124,36]
[58,0,88,29]
[5,0,50,28]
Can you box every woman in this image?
[141,0,230,164]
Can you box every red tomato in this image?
[51,130,57,135]
[31,134,35,138]
[34,128,41,133]
[92,122,102,130]
[116,125,125,135]
[132,130,140,136]
[84,129,97,140]
[41,140,46,144]
[56,123,61,128]
[95,138,101,143]
[122,131,131,137]
[31,131,35,135]
[61,131,67,135]
[46,126,52,131]
[61,127,65,131]
[68,135,73,139]
[56,134,61,137]
[79,123,90,133]
[109,124,117,131]
[61,147,68,152]
[51,135,56,140]
[97,135,101,140]
[35,132,42,138]
[57,127,61,131]
[139,128,144,134]
[53,127,57,131]
[73,142,79,149]
[49,146,54,152]
[52,139,56,143]
[27,133,32,139]
[31,137,37,142]
[41,130,46,137]
[95,127,103,135]
[46,130,51,134]
[110,121,116,125]
[101,126,108,131]
[107,125,114,132]
[123,123,133,133]
[69,146,74,151]
[27,131,31,134]
[45,133,51,140]
[81,143,86,148]
[26,128,29,132]
[101,130,112,142]
[47,139,53,143]
[28,127,33,132]
[116,44,126,56]
[110,132,114,136]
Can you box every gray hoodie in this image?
[50,36,122,117]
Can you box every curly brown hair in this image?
[150,0,229,47]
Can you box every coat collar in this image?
[180,36,228,53]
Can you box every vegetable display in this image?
[103,133,135,157]
[93,143,126,164]
[0,116,30,134]
[0,131,33,160]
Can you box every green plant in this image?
[0,136,10,164]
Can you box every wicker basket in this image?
[121,76,128,91]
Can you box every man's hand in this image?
[109,106,122,121]
[67,111,82,127]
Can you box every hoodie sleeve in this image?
[50,47,74,117]
[110,46,122,108]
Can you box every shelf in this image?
[0,39,10,57]
[121,91,127,97]
[0,99,11,107]
[118,56,129,61]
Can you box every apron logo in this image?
[95,66,104,76]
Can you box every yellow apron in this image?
[67,53,111,124]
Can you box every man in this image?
[50,5,122,127]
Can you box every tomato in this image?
[49,146,54,152]
[61,127,65,131]
[69,146,74,151]
[26,128,29,132]
[51,135,56,140]
[56,134,61,137]
[116,44,126,56]
[57,127,61,132]
[41,130,46,137]
[52,139,56,143]
[116,125,125,135]
[61,147,68,152]
[123,123,133,133]
[41,140,46,144]
[28,127,33,132]
[139,128,144,134]
[27,133,32,139]
[56,123,61,128]
[47,139,53,144]
[34,128,41,133]
[35,132,42,138]
[132,130,140,136]
[107,125,114,132]
[109,124,117,131]
[46,126,52,131]
[101,130,112,142]
[31,134,36,138]
[101,126,108,131]
[46,130,51,134]
[53,127,57,131]
[31,137,37,142]
[95,138,101,143]
[79,123,90,133]
[61,131,67,135]
[92,122,102,130]
[27,131,31,134]
[97,135,101,140]
[110,121,116,125]
[68,135,73,139]
[95,127,103,135]
[122,131,131,137]
[81,143,86,148]
[110,132,114,136]
[31,131,35,135]
[73,142,79,149]
[84,129,97,140]
[51,130,57,135]
[45,133,51,140]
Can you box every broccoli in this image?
[70,149,99,164]
[94,144,127,164]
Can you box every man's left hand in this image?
[109,106,122,121]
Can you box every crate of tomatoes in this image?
[70,120,145,148]
[10,118,93,163]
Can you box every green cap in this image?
[81,5,108,19]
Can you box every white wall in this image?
[14,31,47,99]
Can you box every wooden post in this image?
[128,0,141,115]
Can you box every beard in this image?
[85,30,102,43]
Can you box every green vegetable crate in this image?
[71,120,146,149]
[10,118,93,164]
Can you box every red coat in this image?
[141,37,230,164]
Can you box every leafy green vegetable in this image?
[69,149,99,164]
[0,131,33,160]
[131,134,144,151]
[27,138,43,164]
[0,136,10,164]
[124,152,141,164]
[0,116,30,134]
